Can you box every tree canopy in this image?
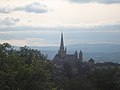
[0,43,120,90]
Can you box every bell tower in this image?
[79,50,83,62]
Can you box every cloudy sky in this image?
[0,0,120,46]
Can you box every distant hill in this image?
[68,44,120,53]
[29,44,120,63]
[30,44,120,52]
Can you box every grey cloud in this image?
[15,2,48,13]
[0,24,120,45]
[68,0,120,4]
[0,2,49,14]
[0,24,120,32]
[0,7,13,13]
[0,17,20,26]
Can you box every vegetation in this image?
[0,43,54,90]
[0,43,120,90]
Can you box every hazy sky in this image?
[0,0,120,46]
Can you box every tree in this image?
[0,43,54,90]
[90,67,120,90]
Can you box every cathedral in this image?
[53,32,83,64]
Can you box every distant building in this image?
[88,58,95,64]
[53,32,83,65]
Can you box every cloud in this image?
[0,7,13,13]
[0,24,120,32]
[0,17,20,26]
[0,2,49,14]
[0,24,120,46]
[0,39,27,46]
[67,0,120,4]
[15,2,48,13]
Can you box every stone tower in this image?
[74,51,78,59]
[79,50,83,62]
[58,32,66,59]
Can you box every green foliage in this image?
[53,61,120,90]
[90,67,120,90]
[0,43,120,90]
[0,43,54,90]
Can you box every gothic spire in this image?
[60,32,64,50]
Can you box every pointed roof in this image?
[79,50,82,54]
[60,32,64,50]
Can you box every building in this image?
[53,32,83,65]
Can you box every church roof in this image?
[66,54,76,60]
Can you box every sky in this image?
[0,0,120,46]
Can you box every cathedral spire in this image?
[60,32,64,50]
